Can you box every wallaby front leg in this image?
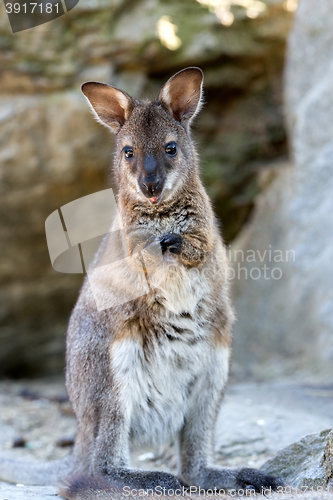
[178,345,227,489]
[92,408,182,491]
[178,348,284,493]
[91,407,130,476]
[160,232,210,266]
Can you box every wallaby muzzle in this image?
[140,154,164,202]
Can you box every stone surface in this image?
[261,429,333,488]
[323,431,333,484]
[231,0,333,381]
[0,93,111,377]
[0,0,292,376]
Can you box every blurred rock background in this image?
[231,0,333,382]
[0,0,294,377]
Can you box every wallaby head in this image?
[81,67,203,208]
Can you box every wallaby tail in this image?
[60,475,122,500]
[0,452,74,485]
[59,475,183,500]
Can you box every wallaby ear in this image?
[81,82,135,133]
[158,67,203,126]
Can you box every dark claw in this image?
[160,233,182,255]
[244,485,256,493]
[237,468,285,493]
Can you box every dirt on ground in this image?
[0,378,333,499]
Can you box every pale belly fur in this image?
[110,259,229,448]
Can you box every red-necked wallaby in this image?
[0,68,283,499]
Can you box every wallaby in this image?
[0,68,284,499]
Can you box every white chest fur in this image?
[150,258,211,316]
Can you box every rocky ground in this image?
[0,378,332,499]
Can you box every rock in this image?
[12,436,26,448]
[0,0,293,376]
[231,0,333,381]
[0,92,111,377]
[230,161,297,380]
[323,431,333,485]
[56,435,75,447]
[261,429,333,488]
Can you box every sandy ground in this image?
[0,378,332,499]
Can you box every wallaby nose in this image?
[143,155,157,175]
[142,175,160,196]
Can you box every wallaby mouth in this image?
[138,185,164,205]
[141,188,163,204]
[139,174,165,204]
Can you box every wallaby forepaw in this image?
[160,233,182,254]
[139,470,182,490]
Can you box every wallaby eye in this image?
[123,146,134,159]
[165,142,177,157]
